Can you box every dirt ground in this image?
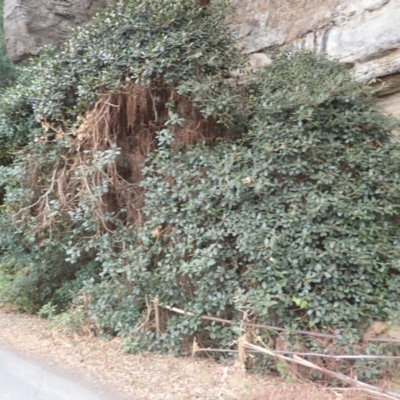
[0,308,379,400]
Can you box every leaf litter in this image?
[0,308,371,400]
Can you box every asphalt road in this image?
[0,347,127,400]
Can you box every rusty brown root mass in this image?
[21,83,228,234]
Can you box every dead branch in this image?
[191,346,400,360]
[244,341,400,400]
[158,303,400,344]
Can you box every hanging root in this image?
[16,83,227,235]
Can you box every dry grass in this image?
[0,308,377,400]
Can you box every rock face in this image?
[3,0,400,117]
[4,0,111,62]
[228,0,400,117]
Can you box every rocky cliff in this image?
[4,0,110,62]
[229,0,400,117]
[3,0,400,117]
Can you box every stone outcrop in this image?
[3,0,400,117]
[228,0,400,117]
[4,0,111,62]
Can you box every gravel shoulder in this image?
[0,308,369,400]
[0,309,261,400]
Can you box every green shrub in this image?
[0,0,246,313]
[242,53,400,329]
[76,52,400,353]
[0,0,399,380]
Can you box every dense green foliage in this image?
[0,0,400,379]
[0,0,246,312]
